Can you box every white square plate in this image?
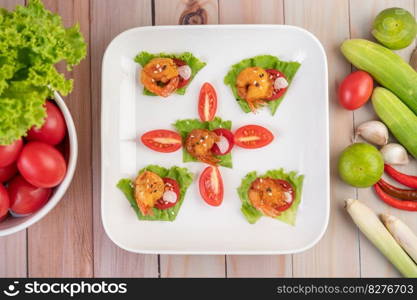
[101,25,329,254]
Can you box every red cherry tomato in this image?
[0,163,17,183]
[155,177,180,210]
[234,125,274,149]
[0,184,10,220]
[265,69,288,101]
[8,176,51,215]
[0,139,23,168]
[198,83,217,122]
[173,58,190,89]
[141,130,182,153]
[27,101,67,145]
[274,179,295,212]
[338,71,373,110]
[211,128,234,155]
[199,166,224,206]
[17,142,67,188]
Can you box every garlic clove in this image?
[380,143,409,165]
[355,120,389,146]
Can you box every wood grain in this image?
[0,0,27,279]
[90,0,158,277]
[27,0,93,277]
[155,0,219,25]
[285,0,360,277]
[219,0,292,278]
[349,0,417,278]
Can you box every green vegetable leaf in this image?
[116,165,193,222]
[224,55,301,115]
[237,169,304,225]
[173,117,233,168]
[0,0,87,145]
[134,51,206,95]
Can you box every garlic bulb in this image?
[380,143,409,165]
[355,121,388,146]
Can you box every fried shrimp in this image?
[185,129,220,165]
[248,177,294,217]
[141,58,180,97]
[134,171,165,216]
[236,67,273,111]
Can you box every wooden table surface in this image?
[1,0,417,278]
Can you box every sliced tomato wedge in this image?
[141,130,182,153]
[234,125,274,149]
[198,82,217,122]
[199,166,224,206]
[211,128,234,156]
[274,179,295,212]
[173,58,190,89]
[155,177,180,210]
[265,69,288,101]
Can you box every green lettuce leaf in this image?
[224,55,300,115]
[116,165,193,222]
[237,169,304,225]
[173,117,233,168]
[0,0,87,145]
[134,51,206,95]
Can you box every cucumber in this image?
[372,87,417,158]
[341,39,417,115]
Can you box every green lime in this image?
[338,143,384,188]
[372,7,417,50]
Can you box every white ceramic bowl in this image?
[0,92,78,236]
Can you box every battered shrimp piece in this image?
[236,67,273,111]
[134,171,165,216]
[185,129,220,165]
[248,177,294,217]
[141,58,180,97]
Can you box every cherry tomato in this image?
[211,128,234,155]
[27,101,67,145]
[274,179,295,212]
[17,142,67,188]
[141,130,182,153]
[173,58,190,89]
[0,184,10,220]
[8,175,51,215]
[198,83,217,122]
[265,69,288,101]
[0,138,23,168]
[338,70,373,110]
[234,125,274,149]
[155,177,180,210]
[199,166,224,206]
[0,163,17,183]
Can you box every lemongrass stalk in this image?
[345,199,417,278]
[381,214,417,264]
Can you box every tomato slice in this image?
[234,125,274,149]
[141,130,182,153]
[198,83,217,122]
[199,166,224,206]
[173,58,190,89]
[274,179,295,212]
[265,69,288,101]
[211,128,234,155]
[155,177,180,210]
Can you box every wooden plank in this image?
[90,0,158,277]
[0,0,27,279]
[155,0,219,25]
[155,0,225,278]
[349,0,416,278]
[219,0,292,278]
[285,0,360,277]
[27,0,93,277]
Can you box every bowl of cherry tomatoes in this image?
[0,92,77,236]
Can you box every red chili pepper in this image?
[384,164,417,189]
[374,184,417,211]
[377,178,417,201]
